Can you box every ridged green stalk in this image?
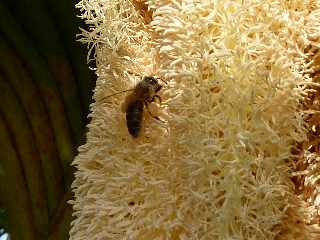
[0,36,64,217]
[0,3,75,186]
[2,0,85,146]
[0,113,37,240]
[0,76,48,239]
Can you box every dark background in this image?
[0,0,95,239]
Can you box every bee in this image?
[104,76,165,138]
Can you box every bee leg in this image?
[144,102,165,123]
[151,95,162,105]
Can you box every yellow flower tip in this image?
[130,0,153,24]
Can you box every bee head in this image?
[142,76,162,92]
[143,76,158,84]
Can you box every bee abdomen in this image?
[126,100,144,138]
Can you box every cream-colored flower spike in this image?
[70,0,320,239]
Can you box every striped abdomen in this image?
[126,100,144,138]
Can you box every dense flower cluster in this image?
[70,1,320,239]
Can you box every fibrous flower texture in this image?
[70,0,320,239]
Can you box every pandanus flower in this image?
[70,1,320,239]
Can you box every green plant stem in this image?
[0,75,48,239]
[0,36,65,217]
[0,3,75,186]
[0,112,37,240]
[2,0,85,146]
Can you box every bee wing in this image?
[121,102,127,113]
[121,94,134,113]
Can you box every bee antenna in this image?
[156,77,168,85]
[100,88,135,101]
